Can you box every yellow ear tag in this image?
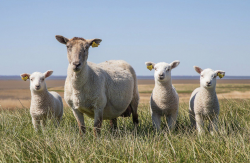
[218,73,224,79]
[147,65,153,71]
[91,41,99,48]
[22,76,28,81]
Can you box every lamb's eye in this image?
[31,79,33,81]
[201,75,203,78]
[41,78,44,81]
[166,68,169,72]
[155,68,157,71]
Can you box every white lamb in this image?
[20,71,63,130]
[189,66,225,135]
[145,60,180,131]
[55,35,139,136]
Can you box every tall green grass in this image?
[1,99,250,162]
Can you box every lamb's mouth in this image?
[159,77,164,80]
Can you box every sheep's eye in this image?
[155,68,157,71]
[166,68,169,72]
[41,78,44,81]
[66,45,72,49]
[31,79,33,81]
[201,75,203,78]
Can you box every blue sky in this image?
[0,0,249,76]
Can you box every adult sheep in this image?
[55,35,139,136]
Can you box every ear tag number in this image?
[91,41,99,48]
[147,65,153,71]
[218,73,224,79]
[22,76,28,81]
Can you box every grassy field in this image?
[1,99,250,162]
[1,80,250,162]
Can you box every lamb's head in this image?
[145,60,180,83]
[55,35,102,73]
[194,66,225,89]
[20,70,53,91]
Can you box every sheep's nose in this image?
[159,73,164,77]
[206,81,212,85]
[35,85,40,89]
[73,62,81,68]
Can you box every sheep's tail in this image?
[118,61,139,125]
[129,65,139,125]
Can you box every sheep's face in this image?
[194,66,225,89]
[145,61,180,83]
[20,71,53,92]
[55,35,102,73]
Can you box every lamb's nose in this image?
[73,62,81,68]
[207,81,211,85]
[35,85,40,89]
[159,73,164,77]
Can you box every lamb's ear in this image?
[55,35,69,44]
[20,73,30,81]
[44,70,53,78]
[86,38,102,48]
[145,62,155,71]
[170,60,180,69]
[194,66,203,74]
[215,70,225,79]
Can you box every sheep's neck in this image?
[154,80,173,93]
[70,64,89,89]
[31,87,50,108]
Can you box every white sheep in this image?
[20,71,63,130]
[189,66,225,135]
[145,61,180,131]
[55,35,139,136]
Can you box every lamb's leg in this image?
[195,114,204,134]
[151,112,161,131]
[209,115,219,136]
[189,111,196,129]
[94,108,103,137]
[110,118,117,130]
[166,111,178,131]
[32,118,41,131]
[72,109,85,135]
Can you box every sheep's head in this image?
[194,66,225,89]
[145,60,180,83]
[55,35,102,73]
[20,71,53,92]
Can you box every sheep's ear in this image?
[215,70,225,79]
[86,38,102,48]
[55,35,69,44]
[44,70,53,78]
[194,66,203,74]
[20,73,30,81]
[170,60,180,69]
[145,62,155,71]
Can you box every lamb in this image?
[145,60,180,131]
[20,71,63,130]
[189,66,225,135]
[55,35,139,136]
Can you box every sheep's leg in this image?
[195,114,204,134]
[110,118,117,130]
[166,112,178,131]
[151,112,161,131]
[209,115,218,136]
[94,108,103,137]
[72,109,85,135]
[41,119,47,129]
[32,118,41,131]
